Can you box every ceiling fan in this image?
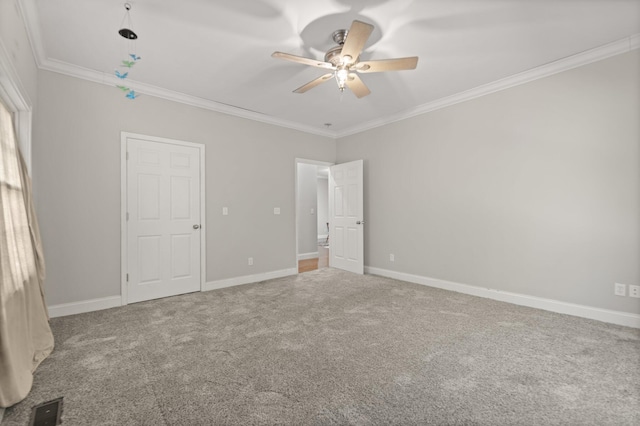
[272,20,418,98]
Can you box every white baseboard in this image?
[204,268,298,292]
[46,268,299,318]
[365,267,640,329]
[48,295,122,318]
[297,252,319,261]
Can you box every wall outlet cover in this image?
[614,283,626,296]
[629,285,640,298]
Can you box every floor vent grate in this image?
[30,397,63,426]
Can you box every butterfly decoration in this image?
[115,53,141,98]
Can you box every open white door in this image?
[124,135,203,303]
[329,160,364,274]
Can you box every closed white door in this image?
[329,160,364,274]
[126,137,202,303]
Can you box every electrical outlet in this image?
[614,283,626,296]
[248,257,253,266]
[389,254,395,262]
[629,285,640,298]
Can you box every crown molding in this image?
[39,58,337,138]
[16,0,638,140]
[336,34,640,138]
[17,2,336,139]
[16,0,44,68]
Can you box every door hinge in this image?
[126,212,129,221]
[126,152,129,160]
[126,273,129,282]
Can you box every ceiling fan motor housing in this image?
[325,29,352,65]
[324,45,344,65]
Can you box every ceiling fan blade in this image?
[293,73,334,94]
[346,73,371,98]
[272,52,335,70]
[356,57,419,73]
[340,20,374,62]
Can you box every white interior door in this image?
[329,160,364,274]
[126,137,202,303]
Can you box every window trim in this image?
[0,40,33,174]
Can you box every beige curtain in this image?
[0,101,54,407]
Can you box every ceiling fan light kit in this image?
[272,20,418,98]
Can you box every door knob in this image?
[193,224,200,229]
[356,221,364,225]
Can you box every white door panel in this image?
[126,137,201,303]
[329,160,364,274]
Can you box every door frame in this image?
[120,132,206,305]
[294,158,334,271]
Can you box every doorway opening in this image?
[295,159,332,273]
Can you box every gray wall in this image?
[22,33,639,316]
[296,163,318,256]
[336,50,639,314]
[33,70,336,306]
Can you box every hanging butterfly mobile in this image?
[114,3,141,100]
[114,56,141,99]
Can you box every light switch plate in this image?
[222,207,228,215]
[274,207,280,215]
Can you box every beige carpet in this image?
[3,268,639,425]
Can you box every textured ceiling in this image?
[23,0,640,136]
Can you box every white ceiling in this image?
[22,0,640,137]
